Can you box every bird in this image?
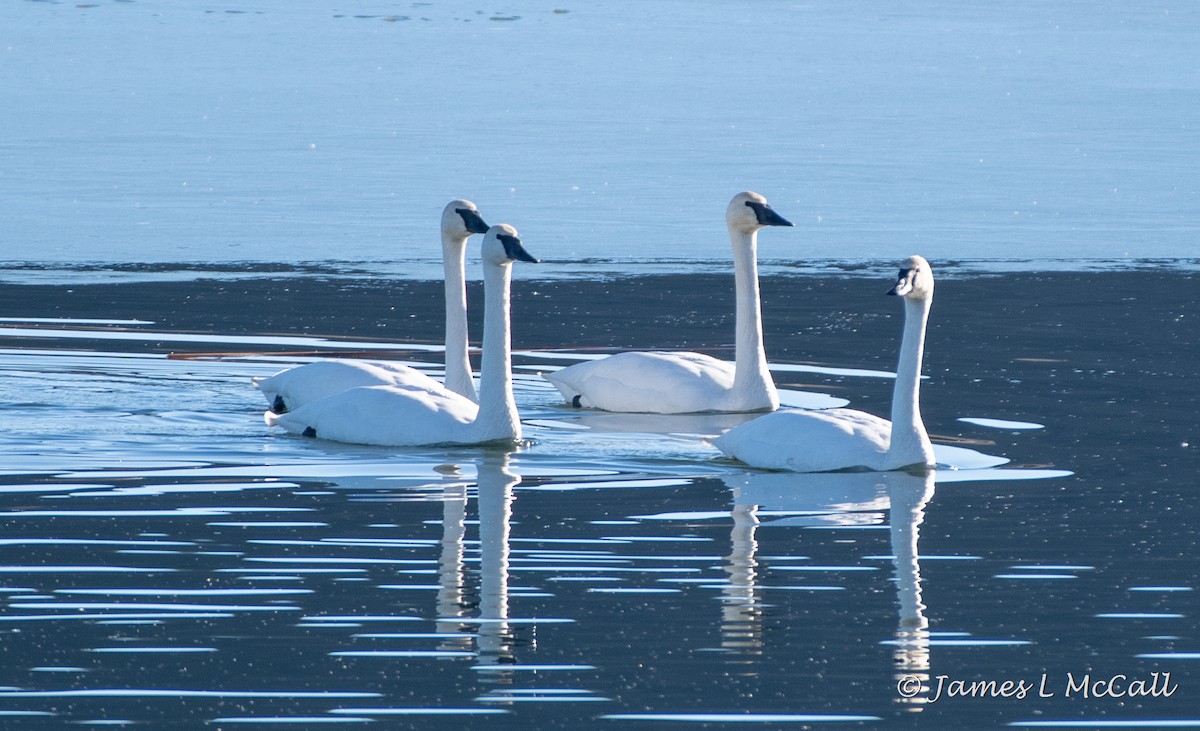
[542,191,793,414]
[251,199,490,413]
[264,225,538,446]
[713,255,937,472]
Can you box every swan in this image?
[264,225,538,446]
[251,199,490,413]
[713,255,937,472]
[542,191,793,414]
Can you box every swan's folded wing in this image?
[544,351,736,413]
[714,408,891,472]
[267,384,478,446]
[255,360,443,411]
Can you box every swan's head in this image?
[888,255,934,300]
[726,191,794,234]
[442,199,491,239]
[482,224,539,266]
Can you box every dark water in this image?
[0,270,1197,728]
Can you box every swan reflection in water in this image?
[723,469,936,708]
[431,453,522,680]
[476,452,518,672]
[721,502,765,658]
[435,476,472,654]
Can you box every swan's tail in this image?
[251,376,265,386]
[540,371,583,406]
[264,411,282,428]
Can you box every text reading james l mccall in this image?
[896,672,1178,703]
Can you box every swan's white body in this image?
[253,360,442,414]
[265,225,536,447]
[543,192,793,414]
[714,256,937,472]
[252,199,488,413]
[546,351,745,414]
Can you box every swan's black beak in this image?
[888,268,914,296]
[498,233,539,263]
[457,208,490,235]
[746,201,794,227]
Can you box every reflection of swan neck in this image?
[441,231,476,402]
[472,262,519,441]
[477,476,512,622]
[889,476,934,708]
[722,502,763,653]
[436,484,469,636]
[888,296,933,466]
[890,481,932,631]
[730,228,775,407]
[729,503,760,571]
[476,455,517,665]
[724,499,753,578]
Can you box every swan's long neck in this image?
[471,262,520,442]
[887,296,935,467]
[442,234,476,402]
[729,228,777,410]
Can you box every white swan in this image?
[252,199,490,413]
[264,225,538,446]
[543,191,793,414]
[713,256,937,472]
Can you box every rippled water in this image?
[1,310,1197,729]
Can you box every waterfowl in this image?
[252,199,489,413]
[543,191,793,414]
[713,256,937,472]
[264,225,537,446]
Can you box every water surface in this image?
[2,0,1198,267]
[0,277,1196,728]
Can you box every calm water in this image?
[0,306,1197,728]
[2,0,1199,267]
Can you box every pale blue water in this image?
[2,0,1198,268]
